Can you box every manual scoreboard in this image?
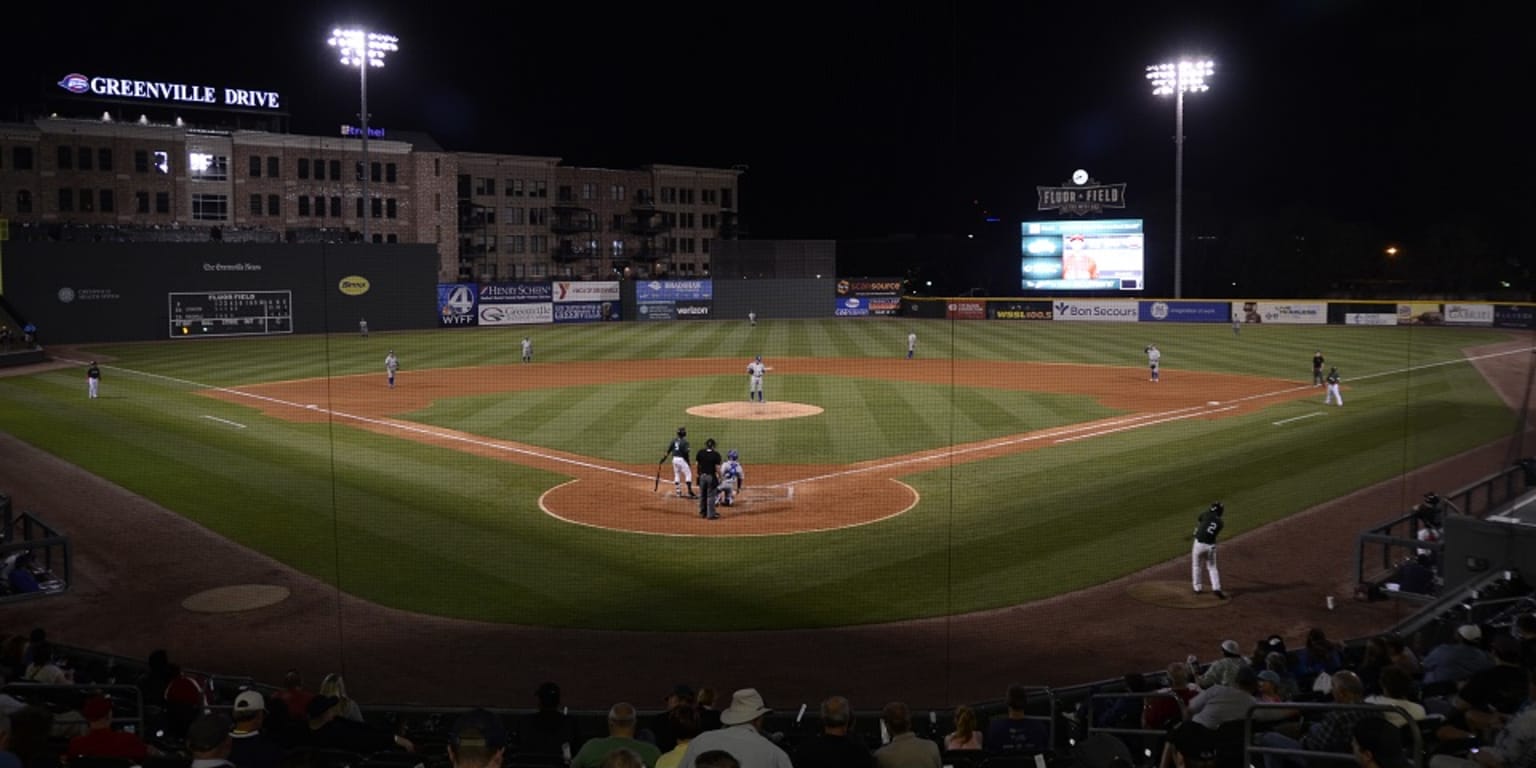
[168,290,293,337]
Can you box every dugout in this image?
[2,242,439,343]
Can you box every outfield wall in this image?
[897,297,1536,329]
[3,242,439,343]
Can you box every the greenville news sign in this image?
[57,72,282,110]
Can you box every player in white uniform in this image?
[521,336,533,363]
[1324,366,1343,406]
[747,355,766,402]
[1145,344,1161,382]
[717,450,745,506]
[385,350,399,388]
[907,332,917,359]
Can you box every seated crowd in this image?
[2,612,1535,768]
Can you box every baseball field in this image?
[0,317,1524,633]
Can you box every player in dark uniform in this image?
[1191,502,1226,598]
[663,427,696,498]
[1312,352,1325,386]
[695,438,723,520]
[87,361,102,399]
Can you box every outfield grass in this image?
[0,319,1524,629]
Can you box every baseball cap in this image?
[233,690,265,713]
[1220,639,1241,656]
[1265,634,1286,653]
[1257,670,1283,685]
[449,708,508,751]
[186,713,233,752]
[1457,624,1482,642]
[82,695,113,721]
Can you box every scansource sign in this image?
[1052,300,1139,322]
[1138,301,1229,323]
[553,281,621,303]
[1231,302,1326,325]
[636,280,712,302]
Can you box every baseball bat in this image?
[654,459,665,492]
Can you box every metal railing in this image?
[1243,702,1424,768]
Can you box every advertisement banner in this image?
[834,297,872,317]
[1443,303,1494,326]
[1397,303,1444,325]
[553,302,614,323]
[437,283,478,327]
[989,301,1054,320]
[636,280,713,302]
[835,277,903,296]
[477,302,552,326]
[1052,300,1140,322]
[1495,305,1536,329]
[637,302,677,321]
[903,300,946,319]
[553,281,621,303]
[946,300,987,320]
[866,296,902,316]
[478,282,552,303]
[1138,301,1230,323]
[675,300,712,319]
[1345,313,1399,326]
[1231,301,1327,325]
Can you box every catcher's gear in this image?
[727,449,738,461]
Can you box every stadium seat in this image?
[940,751,985,768]
[503,754,566,768]
[67,758,135,768]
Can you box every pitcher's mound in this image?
[182,584,291,613]
[688,401,824,420]
[1125,581,1229,609]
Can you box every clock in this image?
[1072,169,1089,185]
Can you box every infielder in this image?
[359,318,369,338]
[1324,366,1343,406]
[385,350,399,388]
[1192,501,1226,598]
[521,336,533,363]
[1145,344,1161,382]
[907,332,917,359]
[748,311,757,327]
[718,449,745,507]
[662,426,696,498]
[87,361,101,399]
[747,355,766,402]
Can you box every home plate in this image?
[1207,401,1220,406]
[306,404,319,410]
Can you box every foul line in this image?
[201,415,247,429]
[1273,412,1325,426]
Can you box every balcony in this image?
[629,242,665,262]
[550,213,596,235]
[552,243,597,263]
[628,212,670,237]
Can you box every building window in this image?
[356,161,365,181]
[610,184,625,201]
[475,177,496,196]
[385,163,397,183]
[268,156,279,178]
[434,193,441,213]
[356,197,364,218]
[581,183,596,200]
[298,158,310,179]
[330,196,341,218]
[189,152,228,181]
[79,188,93,212]
[134,149,148,172]
[702,189,717,204]
[371,198,383,219]
[702,213,718,229]
[487,235,498,253]
[315,195,325,217]
[155,192,169,213]
[372,233,383,244]
[99,189,114,213]
[78,147,92,171]
[510,179,524,196]
[192,193,228,221]
[135,191,148,213]
[611,213,624,231]
[153,151,170,174]
[57,146,73,170]
[532,180,547,198]
[15,189,32,213]
[530,235,546,253]
[371,162,381,183]
[250,194,263,216]
[435,224,441,243]
[58,188,73,212]
[703,239,710,254]
[329,160,341,181]
[386,234,397,243]
[511,235,525,253]
[612,240,624,257]
[13,147,34,170]
[529,207,547,226]
[721,188,733,208]
[507,207,525,225]
[98,148,113,172]
[386,198,397,219]
[683,188,696,205]
[299,196,311,216]
[268,194,280,216]
[250,156,262,177]
[434,157,441,176]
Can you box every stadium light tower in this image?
[329,27,398,244]
[1146,59,1214,299]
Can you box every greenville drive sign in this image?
[57,72,282,110]
[1037,169,1127,216]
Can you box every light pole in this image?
[1146,59,1213,298]
[329,27,398,244]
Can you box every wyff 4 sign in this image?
[1020,219,1144,292]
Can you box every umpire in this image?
[696,438,723,520]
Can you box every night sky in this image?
[3,1,1529,294]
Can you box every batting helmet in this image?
[1210,501,1224,516]
[677,426,687,437]
[728,449,739,461]
[755,355,762,362]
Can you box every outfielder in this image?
[87,361,101,399]
[1324,366,1343,406]
[662,426,696,498]
[521,336,533,363]
[747,355,766,402]
[907,332,917,359]
[385,350,399,388]
[1145,344,1161,382]
[1192,501,1226,598]
[718,449,745,507]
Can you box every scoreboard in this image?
[168,290,293,337]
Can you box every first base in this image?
[1207,401,1220,406]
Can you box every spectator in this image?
[1256,671,1291,703]
[692,752,739,768]
[1164,721,1218,768]
[1351,717,1409,768]
[271,670,315,722]
[307,695,412,754]
[1255,671,1376,768]
[517,682,579,760]
[135,650,174,708]
[943,705,982,751]
[1427,669,1536,768]
[1356,636,1391,695]
[571,703,660,768]
[0,712,17,768]
[163,663,208,739]
[187,713,236,768]
[0,637,26,681]
[64,696,150,761]
[1144,663,1200,732]
[1197,640,1249,689]
[648,684,696,753]
[1517,614,1536,671]
[229,691,285,768]
[20,643,68,686]
[985,684,1049,755]
[7,707,59,768]
[604,750,647,768]
[874,702,940,768]
[657,705,701,768]
[695,689,722,732]
[0,675,23,716]
[1094,674,1150,731]
[447,709,508,768]
[1292,628,1345,688]
[318,673,364,723]
[1441,636,1528,738]
[1364,666,1426,728]
[1187,667,1269,730]
[790,696,873,768]
[1422,625,1495,687]
[679,688,792,768]
[1384,634,1422,678]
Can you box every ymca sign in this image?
[58,72,283,110]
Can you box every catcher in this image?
[717,450,746,507]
